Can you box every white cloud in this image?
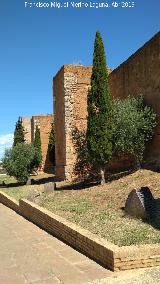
[0,134,13,160]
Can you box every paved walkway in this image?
[1,204,160,284]
[0,203,114,284]
[85,266,160,284]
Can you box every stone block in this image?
[41,182,56,194]
[125,187,155,219]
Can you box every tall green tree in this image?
[34,126,42,168]
[13,117,25,146]
[86,31,113,185]
[48,122,55,165]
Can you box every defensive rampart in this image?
[53,32,160,180]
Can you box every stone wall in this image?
[53,67,66,179]
[22,117,31,143]
[53,32,160,180]
[109,31,160,166]
[22,114,54,172]
[54,65,112,180]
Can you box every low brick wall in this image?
[19,198,117,270]
[114,245,160,271]
[0,191,20,213]
[0,190,160,271]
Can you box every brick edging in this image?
[0,190,160,271]
[0,191,20,213]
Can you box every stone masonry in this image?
[53,32,160,180]
[22,114,54,172]
[22,117,31,144]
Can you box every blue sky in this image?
[0,0,159,158]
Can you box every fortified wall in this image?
[53,32,160,180]
[22,114,54,172]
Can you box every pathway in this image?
[1,203,160,284]
[0,203,113,284]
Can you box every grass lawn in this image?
[0,173,53,200]
[0,175,17,185]
[1,170,160,246]
[40,169,160,246]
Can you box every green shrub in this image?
[113,95,157,166]
[2,143,36,183]
[72,96,156,180]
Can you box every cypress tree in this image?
[86,31,113,184]
[34,125,42,167]
[48,122,55,165]
[13,117,25,146]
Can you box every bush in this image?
[113,95,157,166]
[72,95,156,180]
[2,143,36,183]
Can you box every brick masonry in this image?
[53,32,160,180]
[1,190,160,272]
[22,114,54,172]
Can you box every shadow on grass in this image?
[0,168,135,191]
[33,169,135,191]
[32,176,56,185]
[122,198,160,231]
[55,170,135,191]
[0,182,25,188]
[55,180,100,191]
[106,169,136,182]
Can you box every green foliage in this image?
[73,95,156,180]
[72,128,92,180]
[2,143,36,183]
[13,117,25,146]
[113,95,157,164]
[86,31,113,183]
[34,126,42,168]
[48,122,55,165]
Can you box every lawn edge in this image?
[0,190,160,271]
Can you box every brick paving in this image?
[0,203,114,284]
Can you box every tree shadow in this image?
[106,169,136,182]
[55,180,100,191]
[55,170,136,191]
[123,196,160,231]
[29,176,60,185]
[0,181,25,188]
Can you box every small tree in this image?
[2,143,36,183]
[86,31,113,184]
[48,122,55,165]
[34,126,42,168]
[13,117,25,146]
[113,95,157,166]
